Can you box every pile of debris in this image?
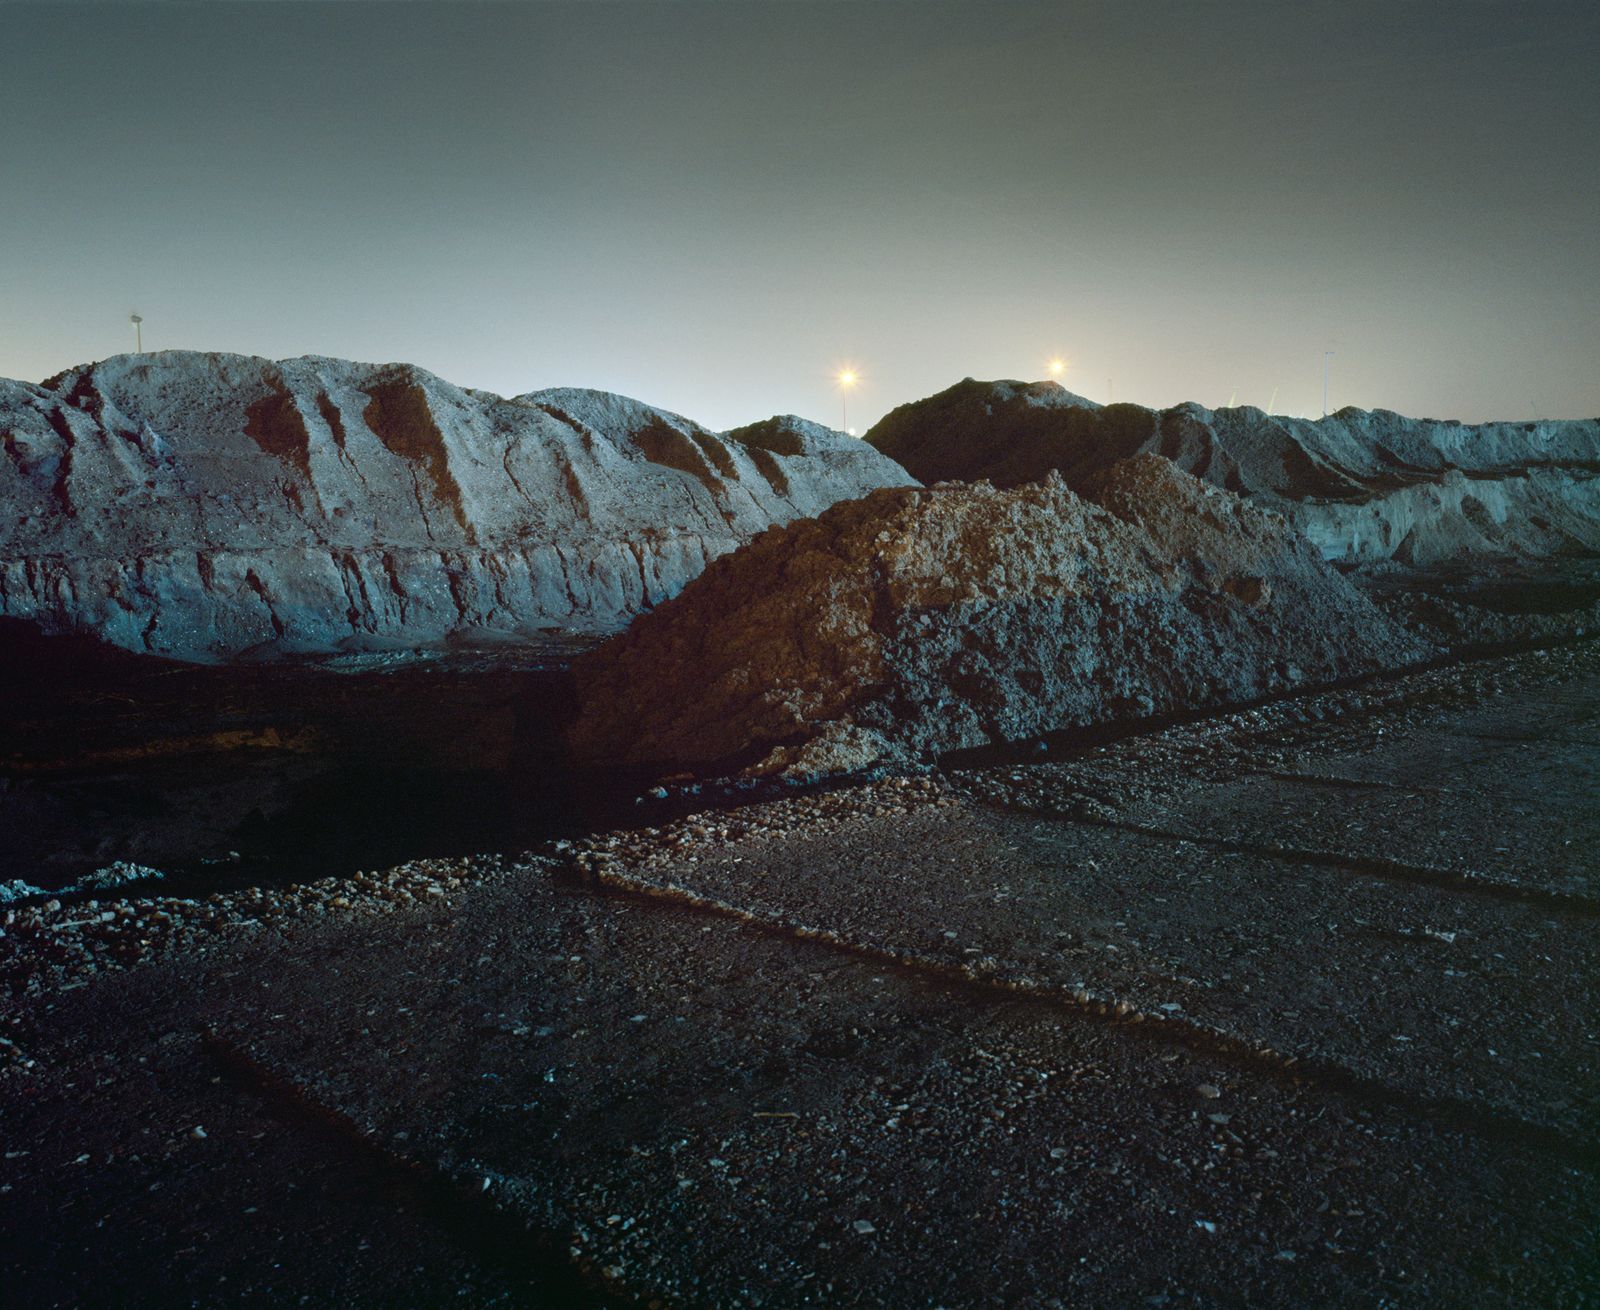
[570,457,1433,776]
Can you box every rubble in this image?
[570,458,1431,774]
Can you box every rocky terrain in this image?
[4,642,1596,1307]
[569,457,1432,774]
[0,353,913,661]
[866,378,1600,567]
[4,357,1598,1306]
[8,357,1593,668]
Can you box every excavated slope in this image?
[866,379,1600,567]
[569,456,1434,775]
[0,352,915,660]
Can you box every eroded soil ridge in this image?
[866,378,1600,567]
[0,352,913,660]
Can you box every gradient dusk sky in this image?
[3,0,1597,430]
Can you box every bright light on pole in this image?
[836,367,859,433]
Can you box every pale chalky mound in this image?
[0,352,915,661]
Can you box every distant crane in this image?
[130,312,144,353]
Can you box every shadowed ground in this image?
[2,643,1597,1305]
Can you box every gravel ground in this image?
[3,641,1597,1306]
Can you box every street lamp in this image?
[836,368,858,433]
[130,313,143,354]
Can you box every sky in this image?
[2,0,1597,430]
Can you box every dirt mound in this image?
[569,457,1434,775]
[0,354,914,661]
[866,380,1600,567]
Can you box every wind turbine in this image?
[130,312,143,354]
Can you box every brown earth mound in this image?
[568,456,1435,775]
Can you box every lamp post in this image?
[130,313,143,354]
[836,368,858,433]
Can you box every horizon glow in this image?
[2,1,1597,429]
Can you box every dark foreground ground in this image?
[2,641,1598,1307]
[5,558,1597,899]
[0,624,610,896]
